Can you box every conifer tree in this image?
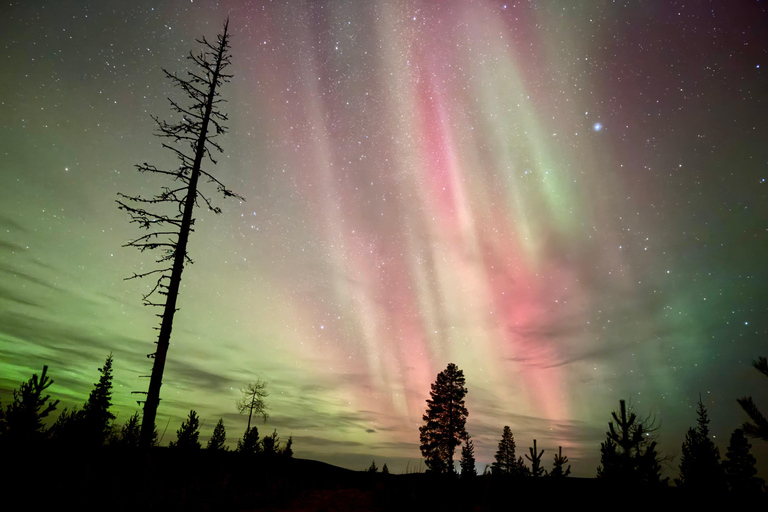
[737,356,768,441]
[723,428,764,493]
[525,439,545,477]
[81,354,116,445]
[2,366,59,444]
[460,436,477,478]
[282,435,293,457]
[117,20,243,447]
[169,410,201,449]
[236,380,269,432]
[237,426,260,454]
[492,426,517,475]
[677,398,726,491]
[367,460,379,473]
[382,463,389,475]
[116,412,142,448]
[207,418,227,450]
[596,399,665,484]
[419,363,469,474]
[550,446,571,477]
[262,429,281,455]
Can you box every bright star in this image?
[593,123,603,131]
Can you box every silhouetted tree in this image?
[49,407,85,444]
[419,363,469,474]
[382,463,389,475]
[169,410,201,449]
[282,435,293,457]
[460,436,477,478]
[117,20,243,447]
[723,428,764,493]
[237,426,260,454]
[597,399,665,484]
[236,380,269,432]
[115,412,142,448]
[550,446,571,477]
[207,418,227,450]
[2,366,59,444]
[81,354,116,445]
[262,429,280,455]
[525,439,545,477]
[677,398,726,491]
[367,460,379,473]
[492,426,517,475]
[737,356,768,441]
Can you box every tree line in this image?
[418,361,766,493]
[0,355,292,457]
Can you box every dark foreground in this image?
[2,446,763,511]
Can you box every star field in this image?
[0,0,767,476]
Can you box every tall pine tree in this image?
[677,398,726,492]
[207,418,227,450]
[492,426,517,475]
[81,354,116,445]
[723,428,764,493]
[419,363,469,474]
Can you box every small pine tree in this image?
[460,436,477,478]
[550,446,571,477]
[207,418,227,450]
[282,435,293,457]
[2,366,59,444]
[492,426,517,475]
[169,410,201,449]
[723,428,764,493]
[49,407,85,444]
[367,460,378,473]
[382,463,389,475]
[525,439,545,477]
[596,399,665,484]
[262,429,280,455]
[81,354,116,445]
[237,426,260,454]
[117,412,142,448]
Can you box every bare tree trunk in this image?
[138,22,230,448]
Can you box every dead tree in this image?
[117,19,242,447]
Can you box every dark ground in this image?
[2,446,763,511]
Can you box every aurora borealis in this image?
[1,0,766,477]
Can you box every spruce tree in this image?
[419,363,469,474]
[2,366,59,444]
[207,418,227,450]
[723,428,764,493]
[262,429,280,455]
[117,412,142,448]
[550,446,571,477]
[596,399,665,484]
[460,436,477,478]
[737,356,768,441]
[169,410,201,449]
[282,435,293,457]
[525,439,545,477]
[677,398,726,491]
[367,460,378,473]
[492,426,517,475]
[237,426,260,454]
[382,463,389,475]
[81,354,116,445]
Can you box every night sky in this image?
[1,0,767,477]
